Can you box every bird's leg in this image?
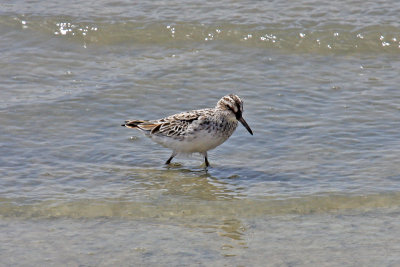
[165,151,177,165]
[204,152,210,168]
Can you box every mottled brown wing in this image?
[151,110,205,137]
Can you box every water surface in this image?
[1,0,400,265]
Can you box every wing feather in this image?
[152,109,210,137]
[123,108,212,137]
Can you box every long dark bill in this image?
[238,117,253,135]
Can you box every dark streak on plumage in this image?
[150,124,162,134]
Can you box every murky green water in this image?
[1,0,400,265]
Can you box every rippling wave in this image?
[4,15,400,54]
[2,192,400,219]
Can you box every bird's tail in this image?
[121,120,147,128]
[122,120,163,135]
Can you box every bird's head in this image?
[216,94,253,135]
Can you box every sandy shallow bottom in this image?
[2,207,400,266]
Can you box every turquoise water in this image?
[1,1,400,265]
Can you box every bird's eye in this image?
[225,105,233,111]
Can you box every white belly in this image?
[151,129,232,153]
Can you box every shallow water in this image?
[1,0,400,265]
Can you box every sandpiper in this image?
[121,94,253,167]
